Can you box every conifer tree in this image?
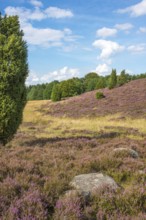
[108,69,117,89]
[51,84,62,102]
[117,69,128,86]
[0,15,28,145]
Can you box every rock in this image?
[64,190,79,198]
[113,147,139,158]
[69,173,118,199]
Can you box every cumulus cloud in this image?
[5,6,73,22]
[30,0,43,8]
[128,44,146,53]
[26,67,80,85]
[139,27,146,33]
[45,7,73,19]
[93,39,124,60]
[115,23,134,31]
[5,6,45,21]
[117,0,146,17]
[96,27,117,38]
[26,70,40,85]
[95,63,111,76]
[22,23,73,47]
[41,67,80,82]
[5,6,75,48]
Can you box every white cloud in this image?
[5,6,46,21]
[93,39,124,60]
[30,0,43,8]
[128,44,146,53]
[125,69,133,74]
[5,6,73,22]
[139,27,146,33]
[23,23,66,47]
[96,27,117,38]
[115,23,133,31]
[41,67,80,82]
[45,7,73,19]
[26,67,80,85]
[117,0,146,17]
[5,6,75,48]
[95,63,111,76]
[26,70,40,85]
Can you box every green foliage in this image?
[117,70,129,86]
[84,72,99,91]
[96,77,106,89]
[84,72,99,80]
[26,69,146,101]
[108,69,117,89]
[51,84,62,102]
[96,91,105,99]
[27,86,38,100]
[43,81,58,100]
[60,78,84,98]
[0,15,28,145]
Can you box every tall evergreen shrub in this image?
[0,15,28,145]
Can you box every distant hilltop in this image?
[45,78,146,118]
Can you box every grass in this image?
[21,100,146,139]
[0,100,146,219]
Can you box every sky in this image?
[1,0,146,85]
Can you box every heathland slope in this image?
[46,78,146,118]
[0,79,146,219]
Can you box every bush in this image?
[8,188,49,220]
[96,92,105,99]
[54,196,83,219]
[0,15,28,145]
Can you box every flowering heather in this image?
[45,78,146,118]
[54,196,83,219]
[8,188,49,220]
[0,84,146,219]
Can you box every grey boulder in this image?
[69,173,118,198]
[113,147,139,158]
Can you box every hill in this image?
[46,78,146,118]
[0,79,146,219]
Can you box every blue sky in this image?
[1,0,146,85]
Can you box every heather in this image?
[0,82,146,219]
[26,71,146,101]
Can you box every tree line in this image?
[27,70,146,102]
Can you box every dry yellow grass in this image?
[21,100,146,139]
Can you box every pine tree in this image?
[0,15,28,145]
[108,69,117,89]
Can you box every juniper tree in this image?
[0,15,28,145]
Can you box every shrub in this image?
[96,92,105,99]
[8,188,49,220]
[0,15,28,145]
[54,196,83,219]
